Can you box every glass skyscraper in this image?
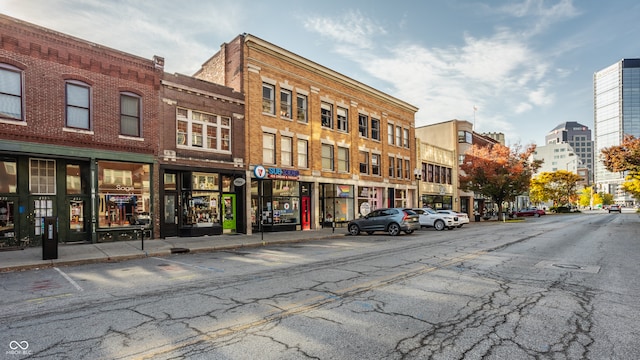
[593,59,640,205]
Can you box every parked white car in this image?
[408,208,456,231]
[438,210,470,228]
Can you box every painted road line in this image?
[54,267,84,292]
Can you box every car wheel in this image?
[457,224,463,228]
[388,223,401,236]
[348,224,360,236]
[534,213,540,217]
[434,220,445,231]
[404,230,414,234]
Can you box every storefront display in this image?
[97,161,151,228]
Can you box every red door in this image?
[301,196,311,230]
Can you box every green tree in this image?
[601,193,614,205]
[460,143,541,215]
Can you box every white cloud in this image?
[303,10,387,50]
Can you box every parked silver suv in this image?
[347,208,420,236]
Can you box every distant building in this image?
[545,121,593,184]
[482,132,505,146]
[594,59,640,205]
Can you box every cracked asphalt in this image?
[1,212,638,359]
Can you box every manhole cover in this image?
[552,264,583,270]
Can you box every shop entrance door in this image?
[301,196,311,230]
[163,193,178,237]
[222,194,236,233]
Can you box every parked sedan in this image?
[514,208,546,217]
[438,210,470,228]
[347,208,420,236]
[409,208,456,231]
[609,204,622,213]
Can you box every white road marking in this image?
[54,267,84,292]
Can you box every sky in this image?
[2,0,639,146]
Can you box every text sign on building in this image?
[253,165,300,180]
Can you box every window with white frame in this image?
[297,94,308,123]
[297,139,308,168]
[263,133,275,164]
[371,118,380,140]
[372,154,381,175]
[65,81,90,129]
[321,143,334,171]
[176,108,231,152]
[395,126,402,147]
[337,107,348,132]
[403,128,410,148]
[280,89,292,119]
[281,136,293,166]
[404,159,410,178]
[388,123,394,145]
[396,157,402,178]
[338,146,349,172]
[262,83,275,115]
[321,102,333,128]
[359,151,369,174]
[30,158,56,194]
[0,64,23,121]
[388,156,395,177]
[120,93,141,137]
[358,114,368,137]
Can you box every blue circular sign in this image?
[254,165,267,179]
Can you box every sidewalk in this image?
[0,228,347,273]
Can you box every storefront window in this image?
[69,199,84,232]
[183,192,219,226]
[0,159,17,193]
[394,189,407,208]
[322,184,354,225]
[98,161,151,228]
[0,199,15,241]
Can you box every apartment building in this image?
[195,34,419,232]
[158,73,246,238]
[415,120,500,217]
[0,14,162,246]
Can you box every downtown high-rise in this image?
[593,59,640,205]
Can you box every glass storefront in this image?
[321,184,354,227]
[183,172,220,228]
[357,186,382,217]
[252,179,300,228]
[97,161,151,228]
[0,158,17,246]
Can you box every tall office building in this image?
[545,121,593,184]
[594,59,640,205]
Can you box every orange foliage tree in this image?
[460,143,541,215]
[601,135,640,200]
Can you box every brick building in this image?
[195,34,419,232]
[158,73,246,237]
[0,14,162,246]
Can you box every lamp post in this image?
[414,168,422,207]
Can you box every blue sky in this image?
[3,0,639,146]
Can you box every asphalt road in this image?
[1,211,638,359]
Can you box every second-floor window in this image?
[120,93,140,137]
[321,102,333,128]
[297,139,308,168]
[388,123,394,145]
[403,128,410,148]
[321,143,334,171]
[281,136,293,166]
[263,133,275,164]
[65,82,90,129]
[388,156,395,178]
[359,151,369,174]
[0,65,23,121]
[176,108,231,152]
[338,146,349,172]
[372,154,381,175]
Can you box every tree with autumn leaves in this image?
[601,135,640,201]
[459,143,541,216]
[529,170,584,206]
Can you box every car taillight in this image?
[402,211,409,221]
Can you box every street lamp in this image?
[414,168,422,207]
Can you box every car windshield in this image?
[424,208,437,214]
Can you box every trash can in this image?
[42,217,58,260]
